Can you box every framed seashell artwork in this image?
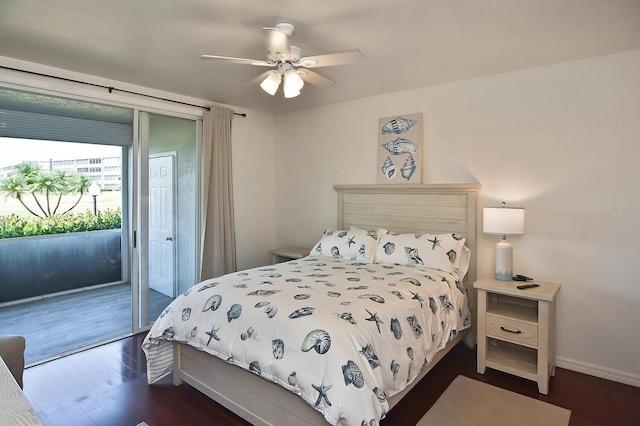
[377,112,423,184]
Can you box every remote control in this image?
[517,283,540,290]
[513,274,533,281]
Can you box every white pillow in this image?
[374,232,466,273]
[310,228,384,263]
[457,245,471,279]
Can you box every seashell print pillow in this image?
[309,228,385,263]
[373,232,466,274]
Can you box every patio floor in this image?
[0,283,172,365]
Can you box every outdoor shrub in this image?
[0,208,121,239]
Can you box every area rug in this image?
[417,376,571,426]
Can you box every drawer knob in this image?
[500,326,522,334]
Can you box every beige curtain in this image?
[200,106,237,280]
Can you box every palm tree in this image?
[14,162,41,179]
[12,162,49,217]
[31,170,66,217]
[50,170,70,215]
[0,174,44,218]
[0,162,92,218]
[59,174,91,215]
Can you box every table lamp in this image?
[483,203,525,280]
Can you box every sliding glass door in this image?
[0,86,202,350]
[136,112,199,329]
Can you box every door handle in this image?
[166,237,173,241]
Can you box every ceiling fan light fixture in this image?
[283,69,304,98]
[283,87,300,98]
[200,21,357,99]
[260,72,281,96]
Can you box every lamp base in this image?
[495,239,513,281]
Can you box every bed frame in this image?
[173,183,480,425]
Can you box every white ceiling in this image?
[1,0,639,114]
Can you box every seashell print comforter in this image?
[143,256,470,425]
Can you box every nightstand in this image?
[474,274,560,394]
[269,246,310,263]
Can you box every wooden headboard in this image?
[334,183,481,345]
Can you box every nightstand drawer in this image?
[486,314,538,347]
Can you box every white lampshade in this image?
[483,205,525,281]
[283,69,304,98]
[483,207,525,235]
[260,72,282,96]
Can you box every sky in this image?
[0,137,121,168]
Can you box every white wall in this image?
[273,50,640,386]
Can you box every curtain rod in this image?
[0,65,247,117]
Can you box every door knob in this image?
[166,237,173,241]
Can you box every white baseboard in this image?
[556,356,640,388]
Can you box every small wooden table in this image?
[269,246,310,263]
[474,274,560,394]
[0,356,43,425]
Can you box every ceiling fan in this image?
[199,22,364,98]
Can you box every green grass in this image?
[0,191,123,217]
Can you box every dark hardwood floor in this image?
[22,333,640,426]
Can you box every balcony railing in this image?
[0,229,122,303]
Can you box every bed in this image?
[143,183,480,425]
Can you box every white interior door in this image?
[148,154,175,297]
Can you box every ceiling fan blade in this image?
[263,27,291,55]
[245,70,277,86]
[296,69,334,88]
[295,49,364,68]
[199,55,272,67]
